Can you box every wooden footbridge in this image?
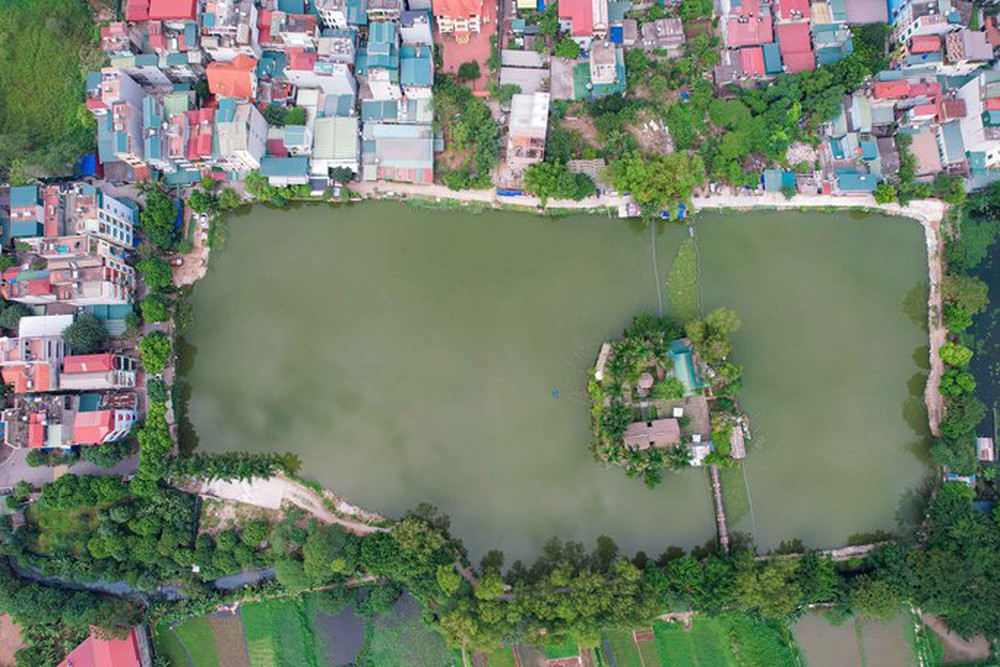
[709,464,730,554]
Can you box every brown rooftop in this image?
[623,418,681,450]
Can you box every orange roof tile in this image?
[73,411,115,445]
[63,354,116,375]
[206,55,258,99]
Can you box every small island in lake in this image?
[588,309,750,488]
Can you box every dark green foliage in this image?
[358,584,402,616]
[679,0,713,21]
[140,294,170,323]
[263,104,288,126]
[435,75,500,189]
[0,0,97,180]
[934,174,966,206]
[187,188,216,213]
[0,303,31,331]
[169,451,301,482]
[62,313,108,354]
[147,377,169,403]
[284,107,307,125]
[141,191,180,250]
[329,166,355,184]
[524,162,595,203]
[136,256,173,290]
[555,36,581,59]
[79,439,134,468]
[939,369,976,397]
[939,394,986,440]
[457,61,482,81]
[140,331,171,375]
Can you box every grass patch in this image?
[666,237,701,322]
[720,614,800,667]
[482,646,517,667]
[718,463,751,526]
[25,504,100,557]
[544,635,579,659]
[368,595,456,666]
[653,619,737,667]
[603,628,644,667]
[154,622,193,667]
[172,617,221,667]
[0,0,97,178]
[907,613,944,667]
[242,598,319,667]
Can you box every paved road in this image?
[0,447,137,488]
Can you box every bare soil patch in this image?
[209,613,250,667]
[0,615,22,667]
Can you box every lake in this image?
[180,202,929,560]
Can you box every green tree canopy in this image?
[140,294,170,323]
[606,151,705,219]
[62,313,108,354]
[136,256,173,290]
[141,191,179,250]
[0,302,31,331]
[140,331,171,375]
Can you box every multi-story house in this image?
[956,70,1000,170]
[87,69,148,170]
[557,0,608,49]
[213,97,268,173]
[206,54,259,99]
[1,240,136,308]
[201,0,261,61]
[65,185,141,249]
[888,0,962,45]
[1,393,136,448]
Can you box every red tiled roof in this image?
[206,55,257,99]
[874,80,909,99]
[73,411,115,445]
[287,48,317,71]
[739,47,765,76]
[558,0,593,36]
[26,278,53,296]
[63,354,115,375]
[776,21,813,57]
[125,0,150,21]
[258,10,273,43]
[775,0,810,21]
[27,413,45,449]
[727,14,773,47]
[986,98,1000,111]
[910,34,941,54]
[184,108,215,160]
[987,16,1000,48]
[59,629,143,667]
[782,50,816,72]
[433,0,484,20]
[942,99,966,119]
[1,365,52,394]
[910,102,938,118]
[148,0,197,20]
[909,82,942,97]
[267,139,288,157]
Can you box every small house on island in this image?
[667,339,704,396]
[624,418,680,450]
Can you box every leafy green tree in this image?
[140,294,170,323]
[940,394,986,439]
[274,558,311,591]
[780,183,797,200]
[140,331,171,375]
[457,61,481,81]
[939,369,976,397]
[939,341,973,369]
[735,557,803,619]
[241,520,269,546]
[933,173,966,206]
[329,167,355,184]
[537,2,560,36]
[136,256,173,290]
[285,107,307,125]
[141,191,179,250]
[651,377,685,400]
[873,182,897,204]
[607,151,705,219]
[475,568,506,600]
[555,36,581,59]
[217,188,241,209]
[303,524,358,584]
[62,313,108,354]
[0,303,31,331]
[147,377,169,403]
[524,162,594,204]
[851,576,901,620]
[358,584,402,616]
[263,104,288,126]
[187,189,216,213]
[679,0,713,21]
[79,440,132,468]
[942,274,988,318]
[437,564,462,596]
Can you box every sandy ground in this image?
[187,475,387,535]
[919,612,991,664]
[0,615,22,667]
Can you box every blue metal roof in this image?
[860,138,879,161]
[9,186,38,209]
[835,170,878,193]
[400,46,432,86]
[278,0,305,12]
[259,156,309,177]
[609,26,623,44]
[762,42,782,74]
[284,125,308,148]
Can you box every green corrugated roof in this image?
[259,156,310,177]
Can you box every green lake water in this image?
[180,202,929,560]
